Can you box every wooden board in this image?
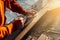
[15,8,48,40]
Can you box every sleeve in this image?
[8,0,27,15]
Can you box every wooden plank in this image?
[15,8,48,40]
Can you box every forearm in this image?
[10,1,27,15]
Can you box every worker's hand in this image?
[0,26,8,39]
[13,17,24,30]
[26,9,37,17]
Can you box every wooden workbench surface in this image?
[15,8,47,40]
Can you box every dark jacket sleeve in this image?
[7,0,27,15]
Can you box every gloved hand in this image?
[13,17,24,31]
[25,9,37,18]
[0,26,8,39]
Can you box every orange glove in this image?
[0,26,9,39]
